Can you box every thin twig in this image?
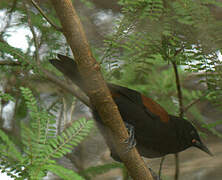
[171,49,184,180]
[69,98,76,122]
[42,69,90,107]
[183,92,207,112]
[0,34,90,108]
[57,99,63,135]
[174,48,184,57]
[0,61,21,66]
[46,99,60,112]
[24,1,40,66]
[159,156,165,179]
[0,39,28,62]
[30,0,62,32]
[172,61,184,117]
[175,153,180,180]
[62,97,68,125]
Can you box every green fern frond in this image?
[0,92,15,102]
[8,87,93,179]
[0,157,20,179]
[0,41,33,70]
[20,87,43,152]
[45,118,94,160]
[20,87,57,163]
[0,130,23,161]
[0,130,24,179]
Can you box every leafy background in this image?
[0,0,222,179]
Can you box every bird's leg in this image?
[159,156,165,179]
[109,122,136,162]
[123,122,136,152]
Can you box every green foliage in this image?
[0,41,35,72]
[1,0,222,179]
[46,117,94,159]
[0,87,94,179]
[0,91,14,102]
[188,105,222,139]
[80,162,124,180]
[0,130,23,179]
[106,0,222,66]
[45,164,84,180]
[78,0,95,9]
[100,0,222,138]
[118,0,164,20]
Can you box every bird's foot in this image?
[123,122,136,152]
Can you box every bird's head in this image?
[172,116,213,156]
[187,127,212,156]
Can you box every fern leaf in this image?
[0,130,23,161]
[45,118,94,160]
[0,41,34,70]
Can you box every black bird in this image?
[49,54,212,162]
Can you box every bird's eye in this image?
[192,139,196,144]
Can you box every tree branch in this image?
[24,1,41,66]
[50,0,153,179]
[0,39,90,109]
[172,61,184,117]
[183,92,207,112]
[30,0,62,32]
[0,61,21,66]
[171,49,184,180]
[42,69,90,107]
[24,1,91,108]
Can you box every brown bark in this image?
[50,0,153,179]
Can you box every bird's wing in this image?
[140,95,169,123]
[50,55,169,123]
[108,84,169,123]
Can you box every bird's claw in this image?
[123,122,136,152]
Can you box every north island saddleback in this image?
[49,54,212,162]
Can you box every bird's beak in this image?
[194,140,213,156]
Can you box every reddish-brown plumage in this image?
[110,91,121,98]
[49,54,212,161]
[141,95,169,123]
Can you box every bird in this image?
[49,54,212,162]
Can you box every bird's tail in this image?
[49,54,85,91]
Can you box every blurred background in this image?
[0,0,222,179]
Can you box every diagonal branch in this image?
[50,0,153,179]
[0,39,90,109]
[183,92,207,112]
[42,69,90,107]
[30,0,62,32]
[24,1,90,106]
[184,98,201,112]
[24,1,41,65]
[0,61,21,66]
